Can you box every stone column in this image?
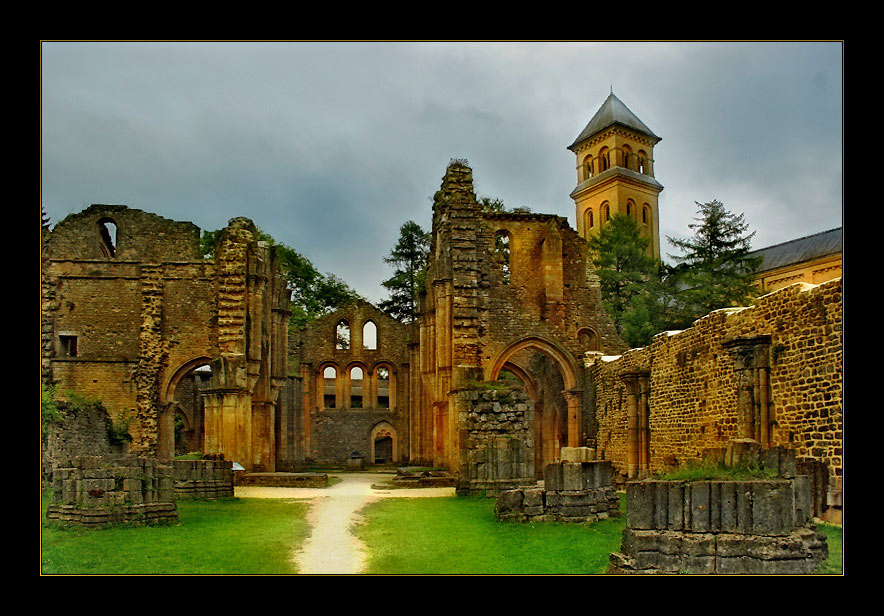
[562,389,583,448]
[622,375,640,479]
[638,374,651,472]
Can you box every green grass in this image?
[355,495,627,575]
[41,494,309,575]
[815,523,844,575]
[654,461,778,481]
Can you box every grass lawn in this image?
[355,494,844,575]
[355,495,627,575]
[41,494,310,575]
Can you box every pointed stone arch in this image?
[370,421,398,464]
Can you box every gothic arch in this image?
[485,335,579,391]
[370,421,398,463]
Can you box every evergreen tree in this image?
[587,213,659,346]
[667,200,762,320]
[379,220,430,322]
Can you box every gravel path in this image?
[235,473,455,575]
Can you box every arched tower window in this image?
[584,208,594,231]
[638,150,648,175]
[335,320,350,350]
[363,321,378,350]
[642,205,651,225]
[626,200,634,217]
[622,145,633,170]
[97,218,117,258]
[494,230,511,284]
[599,147,610,172]
[583,154,593,180]
[602,202,611,222]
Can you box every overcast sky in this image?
[41,41,843,304]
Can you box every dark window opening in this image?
[60,335,78,357]
[98,218,117,258]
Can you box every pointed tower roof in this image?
[568,92,661,151]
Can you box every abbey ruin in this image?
[41,94,844,524]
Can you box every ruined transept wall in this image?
[42,205,291,471]
[588,278,843,485]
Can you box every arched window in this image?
[335,320,350,350]
[642,205,651,225]
[363,321,378,350]
[376,366,390,409]
[584,208,594,231]
[603,202,611,222]
[350,366,364,408]
[622,145,632,170]
[599,147,610,172]
[583,155,593,180]
[578,327,600,352]
[626,200,633,217]
[97,218,117,258]
[322,366,337,409]
[494,230,511,284]
[638,150,648,175]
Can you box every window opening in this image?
[350,366,364,408]
[363,321,378,350]
[97,218,117,258]
[59,334,78,357]
[377,366,390,409]
[494,231,511,284]
[336,320,351,350]
[323,366,337,408]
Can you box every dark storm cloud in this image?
[41,41,842,303]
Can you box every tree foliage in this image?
[666,200,762,319]
[200,228,361,330]
[589,200,762,348]
[379,220,430,322]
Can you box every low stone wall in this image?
[609,478,828,574]
[456,386,535,496]
[172,459,234,499]
[235,472,329,488]
[495,460,620,523]
[46,456,177,527]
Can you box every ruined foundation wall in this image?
[589,278,843,482]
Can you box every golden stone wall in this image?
[588,278,843,483]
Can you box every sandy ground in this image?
[234,473,455,575]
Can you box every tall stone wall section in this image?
[456,386,535,495]
[588,278,843,488]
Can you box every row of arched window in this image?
[584,201,653,231]
[582,145,651,181]
[335,319,378,350]
[318,362,395,410]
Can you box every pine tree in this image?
[587,213,658,346]
[667,200,762,320]
[379,220,430,322]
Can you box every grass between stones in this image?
[354,495,628,575]
[41,493,310,575]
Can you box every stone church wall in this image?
[589,278,843,485]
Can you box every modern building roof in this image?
[748,227,843,273]
[568,92,662,151]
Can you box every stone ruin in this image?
[608,442,829,574]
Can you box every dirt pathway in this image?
[235,473,455,575]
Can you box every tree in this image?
[666,200,762,320]
[200,228,361,330]
[587,213,659,345]
[379,220,430,322]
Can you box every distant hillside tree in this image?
[380,220,430,322]
[666,200,763,320]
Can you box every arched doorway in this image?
[486,336,583,467]
[370,421,398,464]
[159,357,213,459]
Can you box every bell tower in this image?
[568,92,663,260]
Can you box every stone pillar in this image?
[623,375,640,479]
[725,337,771,446]
[202,388,253,468]
[562,389,583,448]
[638,374,651,471]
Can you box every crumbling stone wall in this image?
[42,205,292,472]
[588,278,843,491]
[172,458,234,499]
[47,456,178,527]
[456,385,535,495]
[609,477,828,574]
